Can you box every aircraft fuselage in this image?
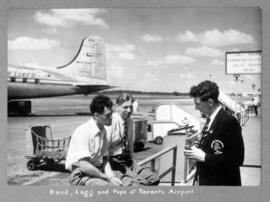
[8,65,110,100]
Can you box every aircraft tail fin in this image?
[57,35,107,81]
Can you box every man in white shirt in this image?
[65,95,122,186]
[106,93,160,186]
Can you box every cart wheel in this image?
[27,160,37,171]
[155,136,163,145]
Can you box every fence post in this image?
[151,160,156,173]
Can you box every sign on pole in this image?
[225,50,261,74]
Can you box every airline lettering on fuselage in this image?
[8,71,35,79]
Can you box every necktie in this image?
[201,117,210,134]
[199,117,211,145]
[122,121,129,154]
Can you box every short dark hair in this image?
[90,94,113,114]
[116,93,134,105]
[189,80,219,102]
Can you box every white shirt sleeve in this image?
[70,126,92,162]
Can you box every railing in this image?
[238,110,249,126]
[242,110,250,125]
[183,157,196,184]
[137,145,177,186]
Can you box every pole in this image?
[233,74,239,117]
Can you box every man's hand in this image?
[184,146,206,162]
[109,176,123,186]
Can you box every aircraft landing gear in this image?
[8,100,32,115]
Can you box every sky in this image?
[8,8,262,94]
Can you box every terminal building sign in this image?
[225,51,261,74]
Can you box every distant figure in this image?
[65,95,122,186]
[181,117,190,126]
[151,105,156,113]
[184,80,244,186]
[133,99,139,113]
[253,96,259,116]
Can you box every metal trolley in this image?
[25,125,71,171]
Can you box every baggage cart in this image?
[25,125,71,171]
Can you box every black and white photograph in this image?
[2,1,269,202]
[7,7,261,186]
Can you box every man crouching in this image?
[65,95,122,186]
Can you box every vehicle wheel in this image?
[155,136,163,145]
[27,160,37,171]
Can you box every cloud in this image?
[44,27,59,34]
[146,54,195,66]
[107,43,136,60]
[144,72,158,81]
[211,59,224,66]
[178,73,195,79]
[176,29,255,47]
[176,31,198,43]
[225,48,240,52]
[141,34,164,42]
[117,52,135,60]
[8,36,60,50]
[107,44,135,52]
[200,29,255,47]
[138,73,158,86]
[185,46,223,57]
[34,9,109,29]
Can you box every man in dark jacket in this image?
[184,80,245,185]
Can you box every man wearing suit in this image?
[184,80,245,185]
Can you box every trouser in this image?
[69,167,111,186]
[254,105,258,116]
[109,155,160,186]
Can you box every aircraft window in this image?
[34,79,40,84]
[23,78,27,83]
[10,77,16,82]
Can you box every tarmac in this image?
[7,96,262,186]
[240,115,261,186]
